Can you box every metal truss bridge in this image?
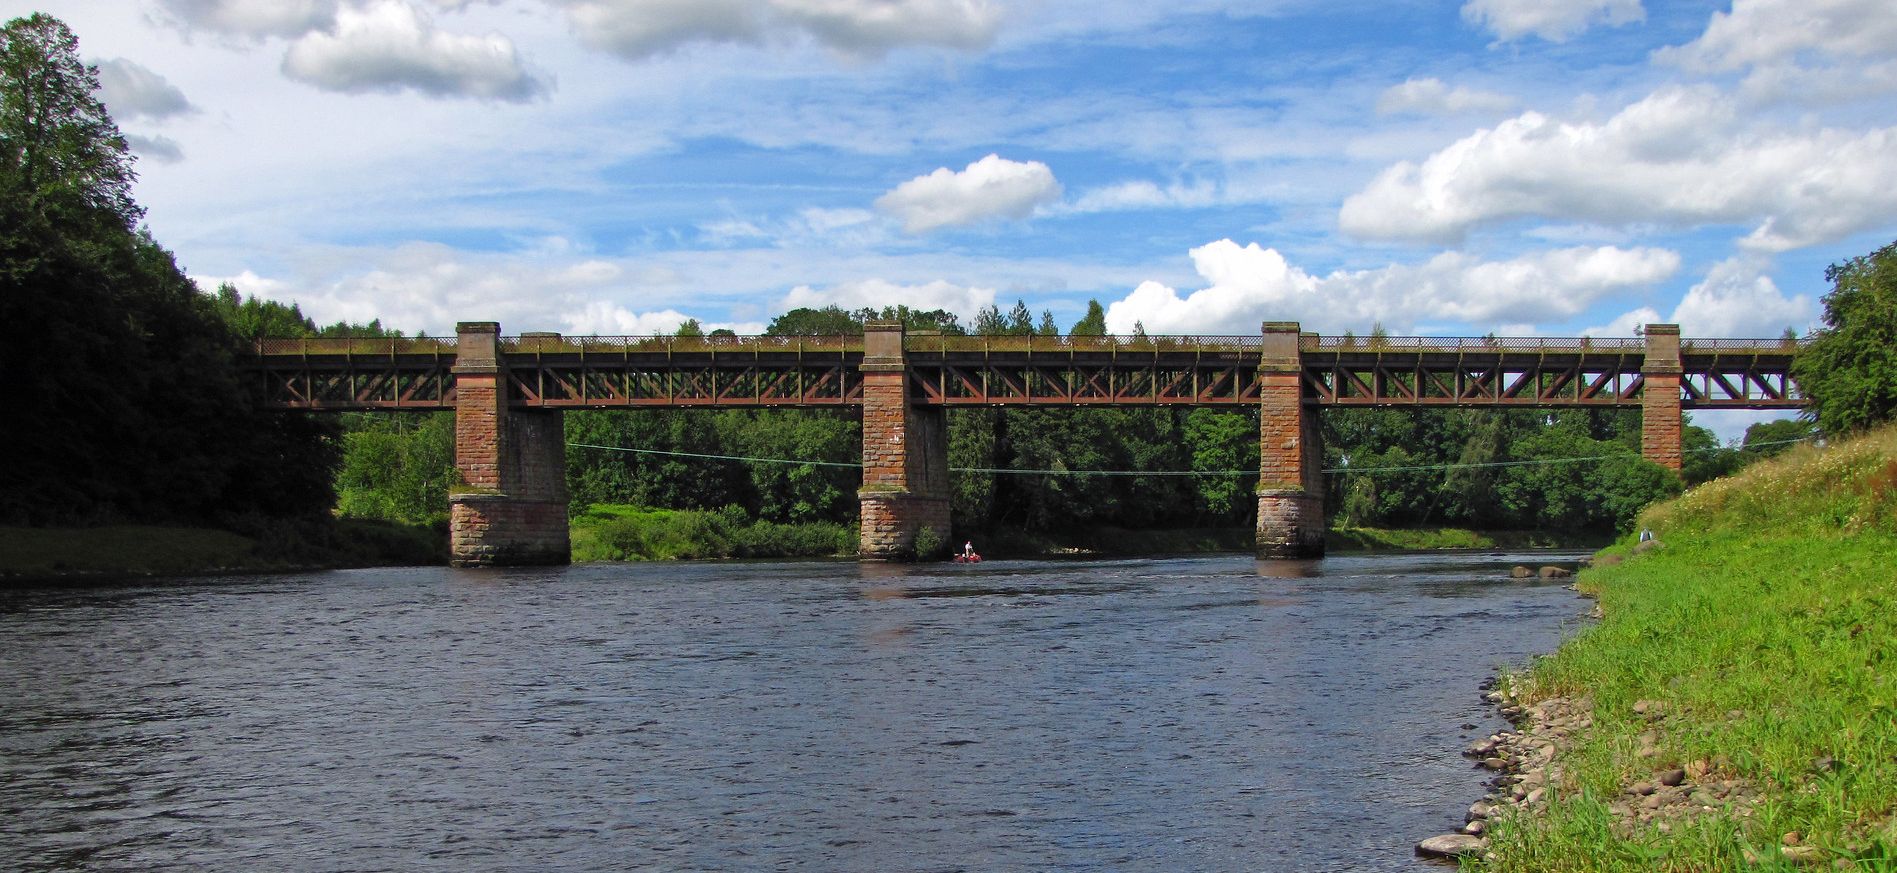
[246,332,1803,412]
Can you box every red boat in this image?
[952,553,982,564]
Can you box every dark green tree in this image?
[1742,418,1817,458]
[1792,239,1897,434]
[1069,300,1108,336]
[0,14,338,525]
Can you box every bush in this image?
[570,504,856,561]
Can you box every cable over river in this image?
[1,553,1591,871]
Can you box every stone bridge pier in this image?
[449,322,570,567]
[857,321,953,560]
[1256,322,1326,560]
[1641,324,1684,471]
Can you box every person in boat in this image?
[962,541,976,560]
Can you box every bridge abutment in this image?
[449,323,570,567]
[1257,322,1326,559]
[1641,324,1684,471]
[858,321,952,561]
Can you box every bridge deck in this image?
[244,334,1803,411]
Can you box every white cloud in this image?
[1665,257,1813,337]
[1589,257,1814,338]
[95,59,195,121]
[1460,0,1643,43]
[553,0,999,60]
[126,133,186,164]
[1102,239,1677,335]
[281,1,550,101]
[1339,86,1897,251]
[1063,178,1222,213]
[1375,77,1515,116]
[771,0,999,57]
[782,277,996,317]
[874,154,1062,233]
[1659,0,1897,73]
[157,0,337,40]
[562,301,699,335]
[1657,0,1897,104]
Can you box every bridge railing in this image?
[1301,335,1647,352]
[1682,337,1805,353]
[904,334,1263,353]
[252,337,457,355]
[248,334,1808,358]
[498,335,859,353]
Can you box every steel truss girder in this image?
[255,358,456,409]
[1301,357,1647,406]
[907,360,1261,405]
[506,362,863,407]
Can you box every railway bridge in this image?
[245,321,1802,566]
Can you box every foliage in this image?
[0,14,137,228]
[570,504,855,561]
[1792,238,1897,435]
[333,413,455,525]
[1483,423,1897,870]
[0,15,337,527]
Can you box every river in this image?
[0,552,1590,872]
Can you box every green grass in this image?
[1474,424,1897,871]
[1327,526,1608,551]
[570,504,857,561]
[0,517,444,582]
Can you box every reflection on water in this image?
[0,552,1590,872]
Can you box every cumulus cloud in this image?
[1339,86,1897,251]
[554,0,999,60]
[126,134,186,164]
[782,277,996,317]
[158,0,336,39]
[95,59,195,122]
[1656,0,1897,103]
[1375,77,1515,116]
[563,302,703,335]
[874,154,1061,234]
[1102,239,1678,335]
[1588,257,1813,338]
[1460,0,1643,42]
[282,1,550,101]
[1659,0,1897,73]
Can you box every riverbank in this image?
[566,507,1610,563]
[1447,423,1897,870]
[1327,526,1608,552]
[0,518,445,583]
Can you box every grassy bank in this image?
[1327,526,1608,552]
[0,517,446,583]
[1478,424,1897,870]
[570,504,856,561]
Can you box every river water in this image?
[0,552,1591,872]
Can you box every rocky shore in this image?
[1417,680,1786,866]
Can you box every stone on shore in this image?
[1416,833,1487,859]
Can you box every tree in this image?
[1792,239,1897,434]
[0,14,138,229]
[1742,418,1817,458]
[1069,300,1108,337]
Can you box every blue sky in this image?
[11,2,1897,368]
